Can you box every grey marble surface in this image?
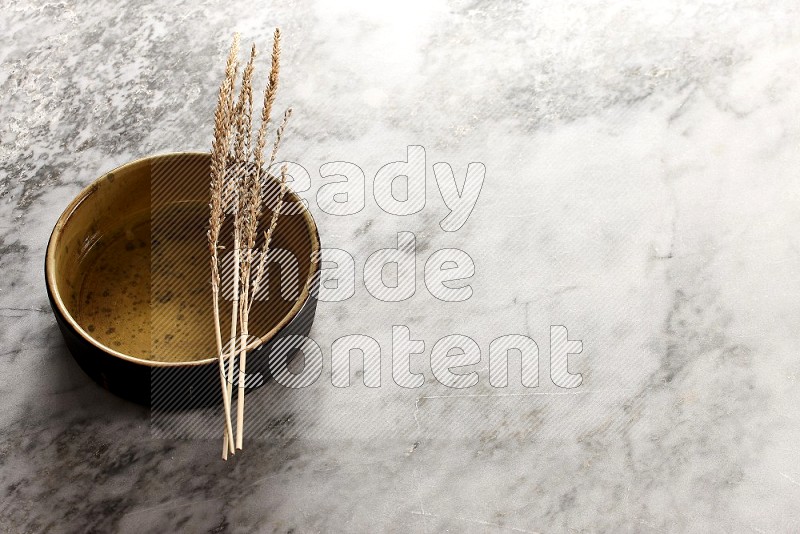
[2,0,800,532]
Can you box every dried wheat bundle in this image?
[208,29,291,460]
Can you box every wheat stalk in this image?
[217,43,254,460]
[209,33,240,456]
[235,29,286,450]
[209,29,289,458]
[247,30,286,312]
[249,106,291,306]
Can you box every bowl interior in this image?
[47,152,318,365]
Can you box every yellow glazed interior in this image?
[46,153,319,366]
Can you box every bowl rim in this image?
[45,151,320,368]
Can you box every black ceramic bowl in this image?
[45,152,319,406]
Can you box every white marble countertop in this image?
[2,1,800,532]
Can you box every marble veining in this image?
[2,0,800,532]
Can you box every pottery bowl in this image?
[45,152,319,406]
